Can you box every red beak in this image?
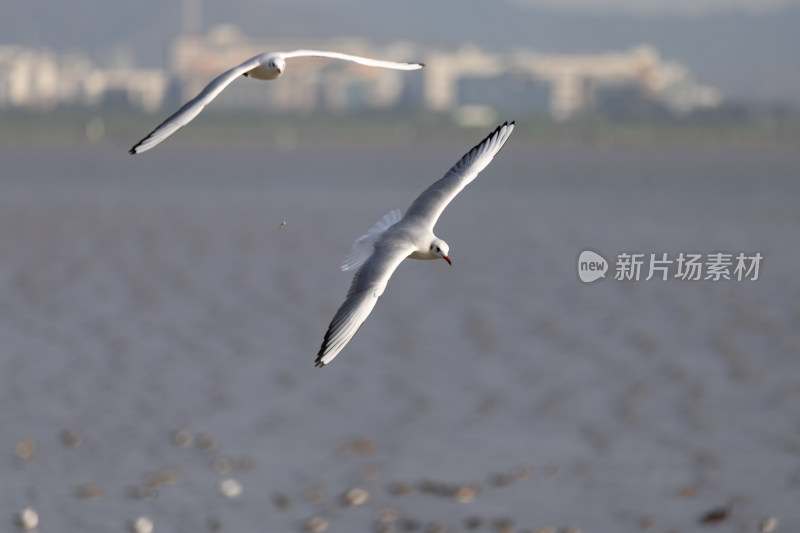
[443,255,451,265]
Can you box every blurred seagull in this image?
[316,121,515,367]
[129,50,424,154]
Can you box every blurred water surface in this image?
[1,137,798,532]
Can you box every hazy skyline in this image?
[1,0,799,106]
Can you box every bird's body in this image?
[316,122,515,367]
[129,50,423,154]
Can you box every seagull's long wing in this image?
[281,49,424,70]
[316,239,415,367]
[129,54,265,154]
[401,122,515,231]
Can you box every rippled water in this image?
[1,137,798,531]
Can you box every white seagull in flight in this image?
[316,121,515,367]
[129,50,424,154]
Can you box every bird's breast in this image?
[247,66,281,80]
[408,250,439,261]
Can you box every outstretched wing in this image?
[401,122,515,231]
[316,239,415,367]
[129,53,266,154]
[281,49,424,70]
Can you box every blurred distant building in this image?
[0,45,167,112]
[425,44,722,121]
[0,29,721,120]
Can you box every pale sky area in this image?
[1,0,799,105]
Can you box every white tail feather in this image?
[340,209,402,271]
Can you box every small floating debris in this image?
[377,507,400,523]
[280,221,287,229]
[272,492,291,510]
[304,516,329,533]
[639,516,656,531]
[171,429,193,448]
[453,484,481,503]
[492,517,516,533]
[426,522,446,533]
[677,484,697,499]
[387,482,413,497]
[544,463,561,478]
[353,438,376,455]
[147,468,180,488]
[61,429,83,448]
[218,478,243,499]
[206,517,222,532]
[418,479,451,496]
[304,487,325,504]
[127,485,158,500]
[337,437,376,456]
[15,438,35,460]
[342,487,370,507]
[131,516,153,533]
[74,484,105,499]
[195,433,218,452]
[489,473,514,487]
[360,463,380,480]
[699,506,729,525]
[17,507,38,530]
[464,516,483,529]
[760,517,779,532]
[212,457,232,475]
[512,465,532,481]
[234,456,255,473]
[398,518,421,531]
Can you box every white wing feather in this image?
[317,239,414,367]
[340,209,402,271]
[280,49,423,70]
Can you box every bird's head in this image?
[430,238,451,265]
[269,57,286,76]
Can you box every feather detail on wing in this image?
[340,209,402,271]
[401,121,515,231]
[317,239,414,367]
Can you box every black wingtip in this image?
[314,358,326,368]
[490,121,515,139]
[418,62,426,68]
[128,147,137,155]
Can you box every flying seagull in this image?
[129,50,424,154]
[316,121,515,367]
